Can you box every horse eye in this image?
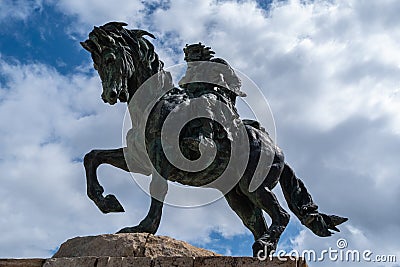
[106,57,114,65]
[105,53,116,65]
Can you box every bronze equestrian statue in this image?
[81,22,347,256]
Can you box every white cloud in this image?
[47,0,146,37]
[51,0,144,25]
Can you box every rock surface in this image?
[0,234,308,266]
[52,233,219,258]
[0,257,308,267]
[0,236,307,267]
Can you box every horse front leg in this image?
[83,148,128,213]
[117,172,168,234]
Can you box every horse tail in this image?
[279,164,348,236]
[279,164,318,218]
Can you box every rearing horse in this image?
[81,22,347,256]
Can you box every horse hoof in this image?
[321,214,348,232]
[302,213,332,237]
[100,194,125,213]
[252,239,276,258]
[116,225,145,234]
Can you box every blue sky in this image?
[1,1,400,266]
[1,5,79,73]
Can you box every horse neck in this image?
[126,70,155,103]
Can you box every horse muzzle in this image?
[101,90,118,105]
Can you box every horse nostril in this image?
[119,91,127,102]
[109,91,117,99]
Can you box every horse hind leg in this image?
[245,184,290,257]
[224,186,267,241]
[84,148,127,213]
[234,142,290,257]
[279,163,348,237]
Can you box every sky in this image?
[0,0,400,266]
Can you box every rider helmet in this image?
[183,43,215,61]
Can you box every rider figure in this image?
[179,42,246,108]
[178,43,248,148]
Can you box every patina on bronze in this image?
[81,22,347,257]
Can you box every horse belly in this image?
[239,125,284,192]
[125,128,153,176]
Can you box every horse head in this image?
[81,22,160,105]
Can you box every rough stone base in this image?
[0,256,307,267]
[0,234,308,266]
[52,233,219,258]
[0,259,45,267]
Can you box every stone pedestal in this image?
[0,257,307,267]
[0,234,308,267]
[52,233,219,258]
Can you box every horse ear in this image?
[132,29,156,39]
[103,21,128,29]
